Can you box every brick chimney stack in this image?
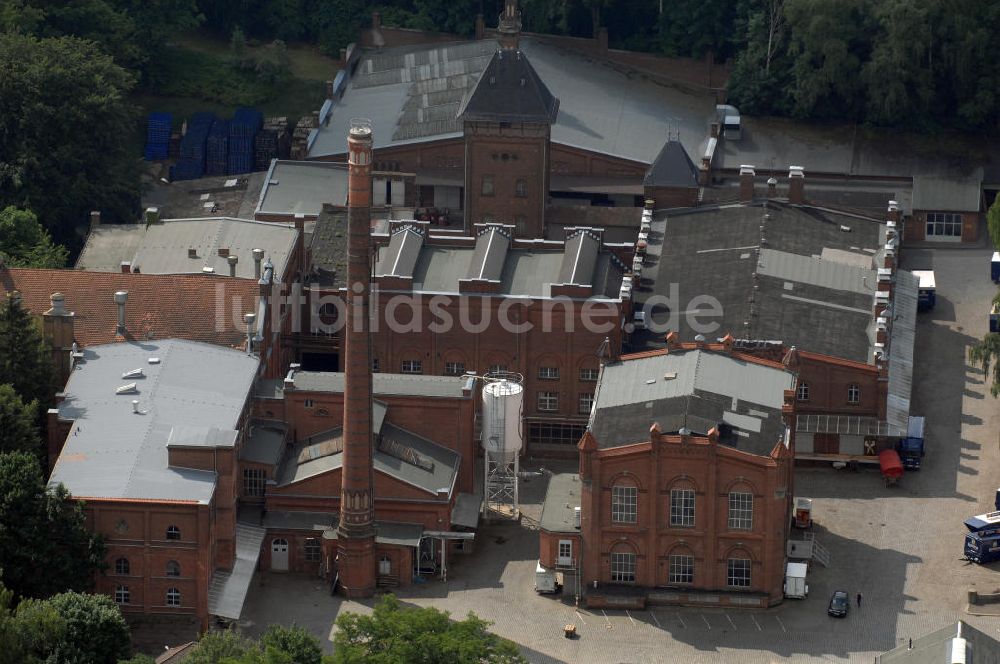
[739,165,755,202]
[337,118,377,599]
[788,166,805,204]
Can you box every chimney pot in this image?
[89,211,101,228]
[739,165,756,203]
[131,400,139,414]
[325,80,334,99]
[228,254,239,277]
[788,166,805,204]
[143,207,159,224]
[114,291,128,334]
[120,261,131,273]
[218,247,230,258]
[49,292,66,316]
[188,248,197,259]
[252,248,265,279]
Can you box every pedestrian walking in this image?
[856,592,862,607]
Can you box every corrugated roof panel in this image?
[758,248,875,295]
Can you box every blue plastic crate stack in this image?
[206,119,230,176]
[228,107,263,175]
[143,112,172,161]
[172,113,215,181]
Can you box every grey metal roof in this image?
[274,420,460,497]
[887,269,918,429]
[262,510,335,531]
[451,492,480,529]
[758,248,875,295]
[911,172,983,212]
[376,226,425,278]
[166,426,238,448]
[643,140,699,188]
[374,521,424,547]
[878,621,1000,664]
[638,202,885,362]
[458,49,559,124]
[308,37,713,166]
[539,473,582,533]
[291,371,471,398]
[76,218,298,281]
[557,229,600,285]
[255,160,350,217]
[309,207,348,288]
[590,349,795,453]
[207,522,265,619]
[466,226,511,282]
[241,422,287,465]
[49,340,259,504]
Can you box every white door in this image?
[271,538,289,571]
[558,540,573,567]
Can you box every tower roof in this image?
[458,49,559,124]
[643,139,699,188]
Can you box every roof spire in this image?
[498,0,521,50]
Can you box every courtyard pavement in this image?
[239,240,1000,663]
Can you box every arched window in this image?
[796,382,809,401]
[165,525,181,540]
[166,587,181,607]
[727,556,752,588]
[847,383,861,404]
[115,557,130,576]
[165,560,181,577]
[667,546,694,585]
[114,585,130,605]
[611,483,638,524]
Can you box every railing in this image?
[805,533,831,567]
[796,413,905,437]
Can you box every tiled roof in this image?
[2,268,259,349]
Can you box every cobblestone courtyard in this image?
[240,242,1000,663]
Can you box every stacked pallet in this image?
[143,112,172,161]
[172,113,214,181]
[206,119,230,176]
[254,116,290,170]
[227,107,263,175]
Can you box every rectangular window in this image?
[578,392,594,415]
[558,540,573,566]
[610,552,636,584]
[401,360,422,374]
[926,212,962,238]
[115,585,130,605]
[304,538,321,562]
[488,364,507,375]
[538,366,559,380]
[669,489,695,527]
[445,362,465,376]
[515,215,527,235]
[668,554,694,584]
[727,558,751,588]
[481,175,494,196]
[515,179,527,197]
[372,358,380,373]
[304,399,314,409]
[728,492,753,530]
[579,368,599,382]
[243,468,266,497]
[611,485,637,524]
[537,391,558,411]
[527,422,586,445]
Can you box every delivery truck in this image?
[896,416,925,470]
[783,562,809,599]
[963,490,1000,564]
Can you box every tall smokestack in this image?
[114,291,128,335]
[337,117,376,599]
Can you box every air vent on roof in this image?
[148,357,160,364]
[645,378,656,385]
[664,372,677,380]
[122,368,144,379]
[840,225,852,232]
[202,266,215,274]
[116,383,138,395]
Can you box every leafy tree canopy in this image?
[0,384,40,457]
[0,294,52,414]
[0,452,106,600]
[0,33,140,248]
[0,207,68,269]
[332,594,527,664]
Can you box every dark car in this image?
[828,590,849,618]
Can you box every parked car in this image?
[828,590,849,618]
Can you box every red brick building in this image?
[540,339,798,608]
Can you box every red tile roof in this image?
[2,269,259,349]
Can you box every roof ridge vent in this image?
[116,383,138,395]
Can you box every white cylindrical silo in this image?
[482,379,523,461]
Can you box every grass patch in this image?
[136,43,325,128]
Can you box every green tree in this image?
[260,624,323,664]
[332,594,526,664]
[988,198,1000,252]
[0,207,68,269]
[34,592,130,664]
[0,33,139,248]
[184,629,257,664]
[0,452,106,600]
[970,331,1000,397]
[0,293,52,414]
[0,384,40,456]
[0,583,65,664]
[117,656,156,664]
